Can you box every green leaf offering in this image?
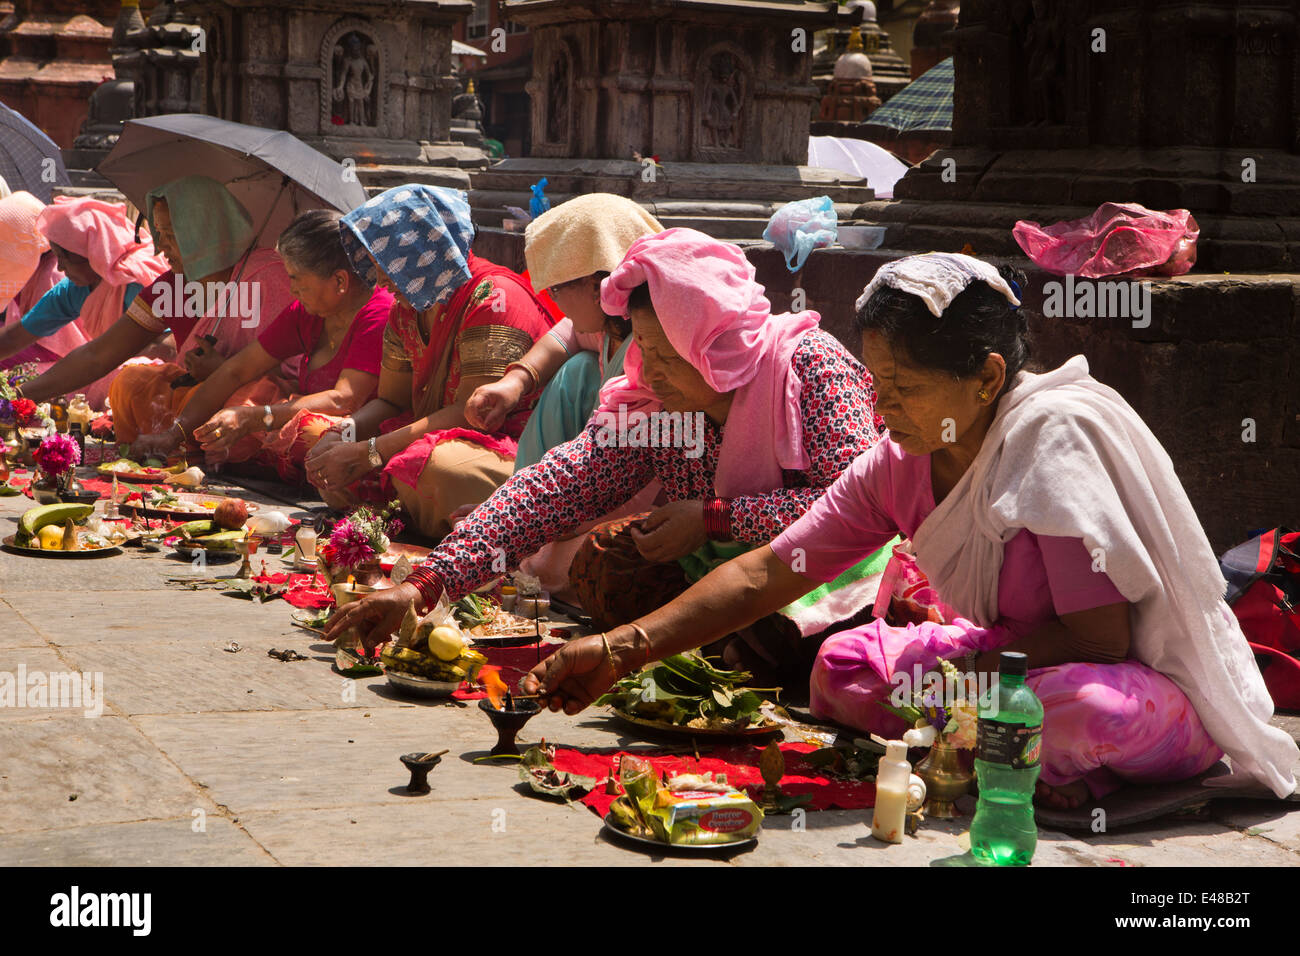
[595,651,780,731]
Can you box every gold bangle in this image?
[600,632,618,676]
[506,360,540,394]
[629,622,651,668]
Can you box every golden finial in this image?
[847,25,864,52]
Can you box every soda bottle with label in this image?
[970,651,1043,866]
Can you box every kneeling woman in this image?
[129,209,391,479]
[326,228,887,682]
[303,185,557,538]
[521,252,1298,804]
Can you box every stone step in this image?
[358,165,474,193]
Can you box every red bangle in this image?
[703,497,732,541]
[404,566,445,611]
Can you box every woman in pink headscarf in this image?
[0,197,169,406]
[326,228,889,684]
[0,191,67,370]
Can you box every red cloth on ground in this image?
[250,570,334,608]
[9,469,118,498]
[549,742,876,817]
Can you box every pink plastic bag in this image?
[1012,202,1199,278]
[871,541,960,626]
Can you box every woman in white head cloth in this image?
[524,251,1298,810]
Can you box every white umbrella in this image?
[808,135,910,199]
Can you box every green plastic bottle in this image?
[970,651,1043,866]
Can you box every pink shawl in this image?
[598,228,821,498]
[37,197,170,344]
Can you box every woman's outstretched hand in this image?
[323,581,422,652]
[520,633,622,715]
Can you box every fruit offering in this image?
[380,603,487,683]
[12,503,120,552]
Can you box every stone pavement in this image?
[2,478,1299,867]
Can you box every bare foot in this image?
[1035,778,1089,809]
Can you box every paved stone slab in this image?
[0,816,273,866]
[59,638,358,716]
[238,800,720,867]
[0,645,103,721]
[3,590,303,647]
[1074,819,1300,866]
[0,715,215,834]
[132,706,629,815]
[0,600,45,647]
[1210,797,1300,853]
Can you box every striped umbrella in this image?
[865,57,954,134]
[0,102,70,203]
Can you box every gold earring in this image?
[978,389,990,402]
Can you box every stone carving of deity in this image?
[700,51,746,150]
[333,32,376,127]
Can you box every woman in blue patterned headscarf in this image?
[305,184,557,538]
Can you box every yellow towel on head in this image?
[524,193,663,292]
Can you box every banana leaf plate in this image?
[601,812,758,852]
[2,534,121,558]
[607,707,782,742]
[163,536,240,563]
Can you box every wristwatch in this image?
[262,405,274,429]
[367,436,383,469]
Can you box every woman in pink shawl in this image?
[326,228,887,685]
[518,252,1297,812]
[0,197,166,405]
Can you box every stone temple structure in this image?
[864,0,1300,273]
[469,0,875,238]
[176,0,488,191]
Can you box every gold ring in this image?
[213,428,222,437]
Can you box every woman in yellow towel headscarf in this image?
[464,194,663,468]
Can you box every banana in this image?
[172,519,216,539]
[18,503,94,541]
[192,530,246,551]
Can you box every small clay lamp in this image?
[479,692,541,757]
[399,749,448,795]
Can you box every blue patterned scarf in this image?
[338,184,475,312]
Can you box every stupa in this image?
[812,1,911,105]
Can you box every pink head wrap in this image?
[36,197,170,343]
[0,191,49,310]
[598,228,821,497]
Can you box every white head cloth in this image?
[855,252,1021,317]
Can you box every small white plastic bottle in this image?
[871,739,913,844]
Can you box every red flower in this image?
[11,398,35,423]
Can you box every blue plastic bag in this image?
[763,196,838,272]
[529,178,551,219]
